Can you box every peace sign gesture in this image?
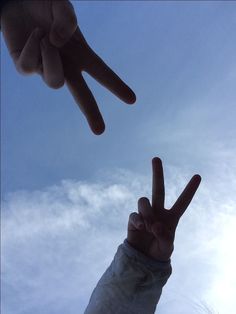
[127,157,201,261]
[1,0,136,135]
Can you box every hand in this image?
[1,0,77,85]
[127,157,201,261]
[1,0,136,135]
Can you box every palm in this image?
[128,209,176,261]
[127,158,201,261]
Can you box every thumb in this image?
[49,0,77,47]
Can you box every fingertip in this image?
[138,196,149,202]
[152,157,162,166]
[125,90,136,104]
[42,75,65,89]
[138,197,151,206]
[91,121,106,135]
[49,78,65,89]
[49,29,67,48]
[193,174,202,183]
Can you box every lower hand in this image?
[127,157,201,261]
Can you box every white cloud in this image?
[2,166,236,314]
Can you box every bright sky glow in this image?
[1,1,236,314]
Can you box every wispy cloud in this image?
[2,165,236,314]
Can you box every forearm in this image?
[84,240,172,314]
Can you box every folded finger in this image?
[85,52,136,104]
[15,28,44,74]
[40,36,64,89]
[138,197,154,226]
[50,0,77,47]
[65,73,105,135]
[128,212,145,231]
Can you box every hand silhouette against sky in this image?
[1,0,136,134]
[127,157,201,261]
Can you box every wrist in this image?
[124,239,171,268]
[126,238,172,262]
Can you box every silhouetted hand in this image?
[127,157,201,261]
[1,0,136,134]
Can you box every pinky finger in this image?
[128,212,145,231]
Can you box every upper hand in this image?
[127,157,201,261]
[1,0,136,135]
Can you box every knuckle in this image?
[129,212,137,219]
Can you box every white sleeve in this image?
[84,240,172,314]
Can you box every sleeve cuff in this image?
[122,239,171,272]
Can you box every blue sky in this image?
[1,1,236,314]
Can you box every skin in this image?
[1,0,136,135]
[127,157,201,261]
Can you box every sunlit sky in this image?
[1,1,236,314]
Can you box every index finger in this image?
[152,157,165,210]
[171,174,201,218]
